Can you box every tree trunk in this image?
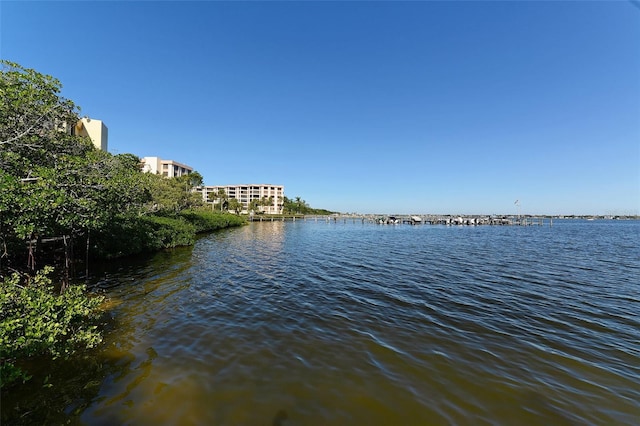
[85,230,90,281]
[70,233,75,282]
[27,233,36,271]
[62,234,70,293]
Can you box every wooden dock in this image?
[248,214,552,226]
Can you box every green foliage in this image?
[244,196,277,214]
[0,61,154,273]
[283,196,307,214]
[216,188,228,211]
[1,59,245,263]
[143,215,196,248]
[146,172,204,215]
[1,60,89,268]
[88,215,152,259]
[307,208,335,215]
[282,196,335,215]
[90,214,192,258]
[93,210,245,258]
[0,60,82,178]
[180,209,246,233]
[248,199,261,213]
[226,198,243,214]
[0,267,104,388]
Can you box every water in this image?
[3,220,639,425]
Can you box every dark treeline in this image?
[282,196,334,215]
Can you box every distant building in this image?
[141,157,193,177]
[68,117,108,150]
[196,184,284,214]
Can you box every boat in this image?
[377,216,399,224]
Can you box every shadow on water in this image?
[1,343,168,425]
[1,245,195,425]
[2,349,112,425]
[87,244,195,290]
[272,409,289,426]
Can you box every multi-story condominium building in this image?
[196,184,284,214]
[66,117,108,151]
[141,157,193,177]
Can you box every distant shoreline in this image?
[294,214,639,220]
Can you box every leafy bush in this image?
[91,214,196,258]
[0,267,104,388]
[180,209,246,233]
[143,215,196,248]
[90,210,245,259]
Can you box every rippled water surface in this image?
[4,220,640,425]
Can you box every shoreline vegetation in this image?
[0,210,247,390]
[0,61,251,388]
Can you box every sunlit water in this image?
[3,220,640,425]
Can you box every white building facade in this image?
[141,157,193,177]
[196,184,284,214]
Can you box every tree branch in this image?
[0,103,62,146]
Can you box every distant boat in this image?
[410,216,422,225]
[378,216,399,224]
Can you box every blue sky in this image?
[2,1,639,215]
